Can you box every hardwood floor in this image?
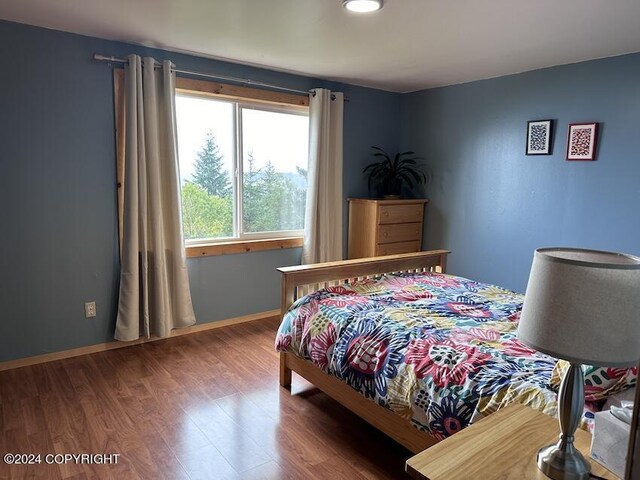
[0,318,411,479]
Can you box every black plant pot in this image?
[383,178,402,198]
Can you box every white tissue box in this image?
[590,409,631,478]
[604,387,636,411]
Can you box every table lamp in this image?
[518,247,640,480]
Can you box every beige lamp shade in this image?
[518,248,640,367]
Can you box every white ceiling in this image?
[1,0,640,93]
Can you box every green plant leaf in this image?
[397,171,414,188]
[397,158,417,166]
[371,146,388,153]
[364,146,428,196]
[398,167,426,185]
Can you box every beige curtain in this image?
[302,89,344,264]
[115,55,196,341]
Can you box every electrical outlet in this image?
[84,301,97,318]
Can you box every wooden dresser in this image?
[347,198,428,259]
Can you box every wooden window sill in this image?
[186,237,303,258]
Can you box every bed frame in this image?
[277,249,450,453]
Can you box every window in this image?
[114,70,309,256]
[175,93,309,246]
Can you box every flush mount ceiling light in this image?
[343,0,383,13]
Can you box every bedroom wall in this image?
[401,53,640,293]
[0,20,401,362]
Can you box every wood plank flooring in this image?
[0,318,410,479]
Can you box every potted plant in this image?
[363,146,428,198]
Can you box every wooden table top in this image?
[406,403,618,480]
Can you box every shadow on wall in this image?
[423,202,446,252]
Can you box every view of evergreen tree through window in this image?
[176,94,308,243]
[242,109,308,233]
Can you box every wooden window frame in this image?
[113,69,308,258]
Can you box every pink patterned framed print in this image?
[566,122,598,161]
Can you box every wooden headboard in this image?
[277,249,450,319]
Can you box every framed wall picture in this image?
[526,120,553,155]
[566,122,598,161]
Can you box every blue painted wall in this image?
[401,53,640,293]
[5,18,637,363]
[0,20,401,362]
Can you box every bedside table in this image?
[406,403,619,480]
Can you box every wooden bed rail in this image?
[277,249,450,320]
[276,249,449,453]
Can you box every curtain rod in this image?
[93,53,348,101]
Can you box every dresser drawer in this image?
[376,241,422,256]
[348,198,428,259]
[378,204,424,224]
[377,222,422,244]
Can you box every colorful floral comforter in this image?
[275,271,636,440]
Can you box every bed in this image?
[275,250,637,453]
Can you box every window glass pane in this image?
[176,95,234,241]
[242,108,308,234]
